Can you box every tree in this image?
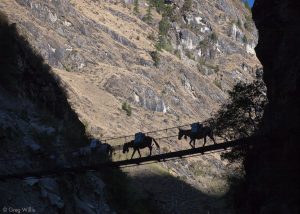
[207,71,267,162]
[134,0,140,15]
[158,17,170,36]
[150,51,160,67]
[182,0,193,13]
[122,102,132,116]
[242,35,248,44]
[143,4,153,23]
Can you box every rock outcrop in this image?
[0,0,260,137]
[236,1,300,213]
[0,14,113,213]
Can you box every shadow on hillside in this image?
[101,165,232,214]
[0,11,86,148]
[0,11,232,214]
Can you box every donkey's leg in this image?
[203,137,207,147]
[137,149,142,158]
[149,145,152,156]
[131,149,136,159]
[210,134,217,144]
[189,139,194,148]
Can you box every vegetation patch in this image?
[122,101,132,116]
[150,51,160,67]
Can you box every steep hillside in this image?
[0,0,260,137]
[0,14,115,213]
[0,0,261,213]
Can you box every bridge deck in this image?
[0,138,252,181]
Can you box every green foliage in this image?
[210,32,218,42]
[186,50,194,60]
[122,102,132,116]
[237,19,242,28]
[182,0,193,13]
[149,0,164,13]
[143,4,153,23]
[158,17,170,36]
[208,74,267,162]
[242,35,248,44]
[150,51,160,67]
[155,36,173,52]
[134,0,140,14]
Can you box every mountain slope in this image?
[0,0,261,213]
[0,0,260,137]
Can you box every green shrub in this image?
[242,35,248,44]
[186,51,194,60]
[182,0,193,13]
[237,19,242,28]
[143,3,153,24]
[122,102,132,116]
[158,17,170,36]
[150,51,160,67]
[134,0,139,14]
[210,32,218,42]
[150,0,167,14]
[155,36,173,52]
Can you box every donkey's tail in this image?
[152,138,160,149]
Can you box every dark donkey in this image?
[123,136,160,159]
[178,126,216,148]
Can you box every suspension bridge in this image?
[0,122,254,181]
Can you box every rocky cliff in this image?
[235,0,300,213]
[0,0,260,137]
[0,14,114,213]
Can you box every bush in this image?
[208,74,267,162]
[150,0,167,14]
[182,0,193,13]
[150,51,160,67]
[242,35,248,44]
[158,17,170,36]
[122,102,132,116]
[210,32,218,42]
[155,36,173,52]
[143,4,153,24]
[134,0,139,14]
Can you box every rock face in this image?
[0,16,113,213]
[0,0,260,137]
[238,1,300,213]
